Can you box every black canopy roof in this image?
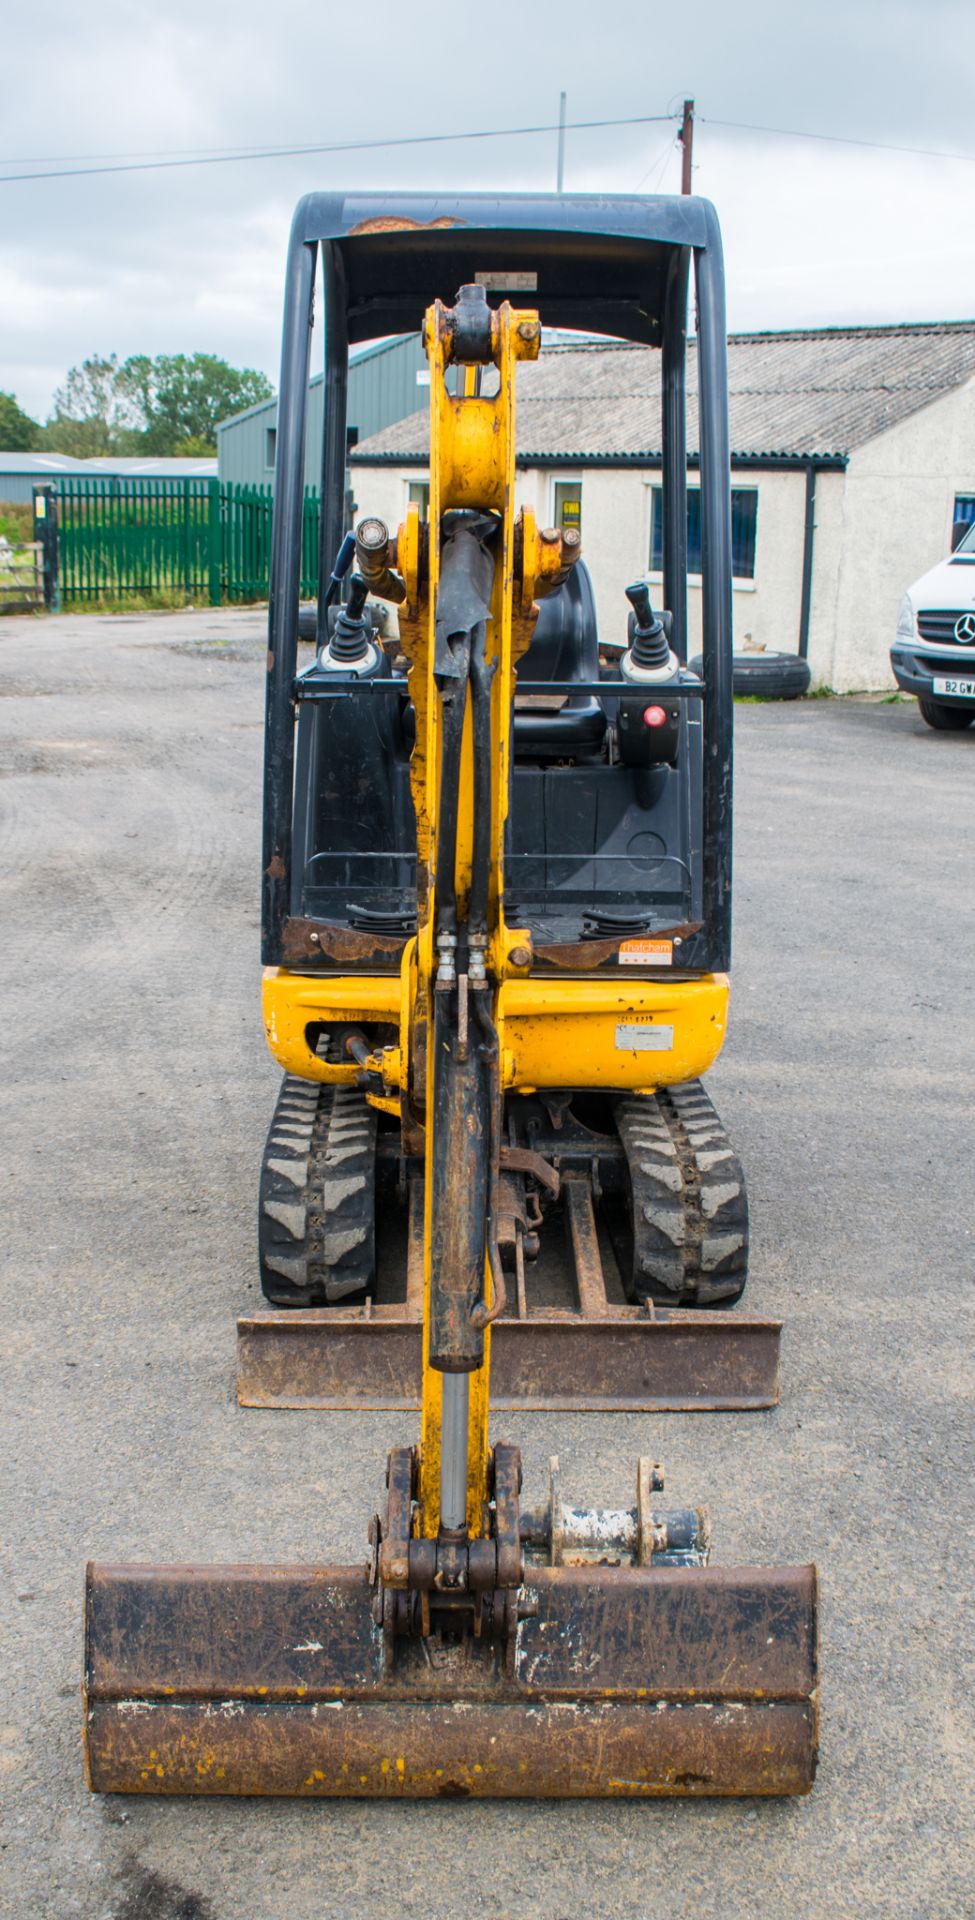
[291,191,716,346]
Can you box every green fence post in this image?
[207,479,222,606]
[182,477,192,601]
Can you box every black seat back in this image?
[514,560,606,757]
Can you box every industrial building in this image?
[216,334,428,492]
[349,321,975,692]
[0,451,216,506]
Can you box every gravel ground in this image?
[1,607,972,1920]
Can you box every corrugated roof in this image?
[0,452,217,477]
[350,321,975,464]
[214,328,599,433]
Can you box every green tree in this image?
[41,352,273,458]
[0,390,40,451]
[42,354,145,456]
[133,354,273,455]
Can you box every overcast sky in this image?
[3,0,974,420]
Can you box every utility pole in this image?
[679,97,694,194]
[556,91,566,193]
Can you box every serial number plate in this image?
[615,1024,674,1051]
[475,270,538,290]
[932,676,975,697]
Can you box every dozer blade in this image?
[84,1560,817,1798]
[244,1161,780,1413]
[236,1305,781,1412]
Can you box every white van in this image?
[891,520,975,730]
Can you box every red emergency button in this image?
[643,704,668,727]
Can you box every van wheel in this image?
[918,698,975,731]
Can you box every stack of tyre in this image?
[688,651,811,699]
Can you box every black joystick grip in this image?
[330,571,372,663]
[624,581,669,671]
[625,581,654,632]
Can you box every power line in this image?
[634,133,678,194]
[702,114,975,167]
[0,140,321,164]
[6,109,974,183]
[0,113,677,186]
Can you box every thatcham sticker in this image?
[615,1025,675,1051]
[618,938,673,966]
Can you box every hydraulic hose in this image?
[467,620,496,940]
[433,512,497,943]
[433,626,472,939]
[469,986,507,1329]
[354,517,407,604]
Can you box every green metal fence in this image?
[56,477,320,605]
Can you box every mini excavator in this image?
[84,193,818,1798]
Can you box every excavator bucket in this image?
[84,1556,817,1798]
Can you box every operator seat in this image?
[513,560,606,759]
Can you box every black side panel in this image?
[292,690,416,926]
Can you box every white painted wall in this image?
[348,463,421,533]
[819,373,975,691]
[804,470,846,688]
[353,378,975,694]
[645,467,808,669]
[353,460,814,667]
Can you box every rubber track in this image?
[258,1056,377,1306]
[614,1080,749,1305]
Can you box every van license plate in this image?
[932,676,975,697]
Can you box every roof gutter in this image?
[350,449,849,472]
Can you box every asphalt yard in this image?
[1,608,972,1919]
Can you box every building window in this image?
[953,493,975,530]
[408,481,430,520]
[265,427,276,470]
[649,484,758,581]
[553,480,582,535]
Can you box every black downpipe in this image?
[798,460,817,660]
[262,220,317,965]
[694,212,734,974]
[318,243,349,650]
[661,247,690,663]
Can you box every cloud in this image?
[1,0,973,417]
